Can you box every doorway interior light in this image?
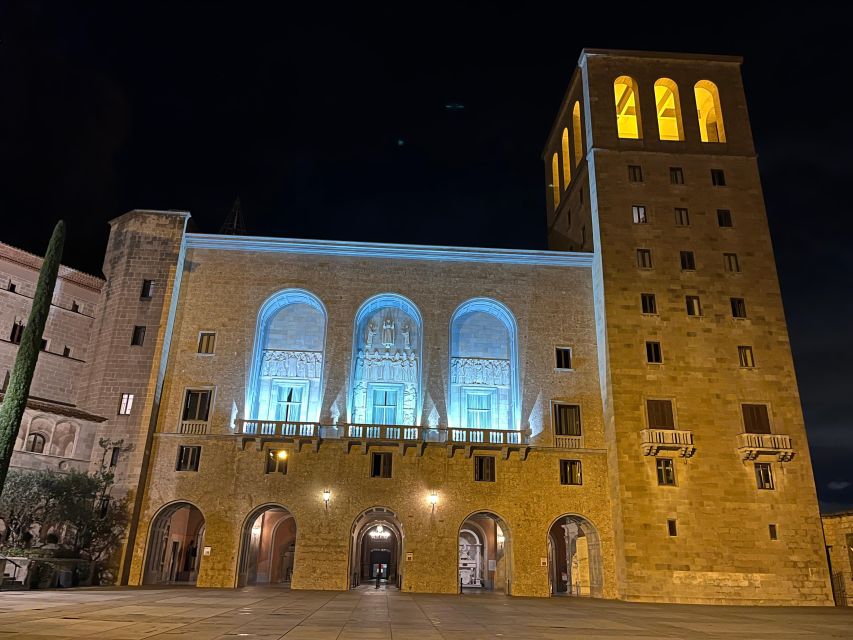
[369,524,391,539]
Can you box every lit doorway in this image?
[143,502,205,585]
[458,512,511,593]
[350,507,403,589]
[547,514,603,597]
[237,505,296,587]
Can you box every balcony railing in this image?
[736,432,795,462]
[640,428,696,458]
[179,420,209,435]
[555,435,583,449]
[448,428,525,445]
[346,424,421,441]
[236,420,318,437]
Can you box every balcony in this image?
[554,435,583,449]
[179,420,209,435]
[736,433,795,462]
[640,428,695,458]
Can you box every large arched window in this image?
[551,153,560,209]
[694,80,726,143]
[350,294,423,425]
[247,289,327,422]
[572,101,583,166]
[560,129,571,188]
[449,298,519,431]
[613,76,641,139]
[654,78,684,141]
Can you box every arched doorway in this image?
[237,505,296,587]
[143,502,205,585]
[547,514,603,597]
[350,507,403,589]
[459,512,512,593]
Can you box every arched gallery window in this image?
[449,298,519,431]
[613,76,641,139]
[25,433,46,453]
[350,294,422,426]
[561,128,571,187]
[654,78,684,141]
[551,153,561,209]
[572,101,583,165]
[694,80,726,143]
[247,289,327,422]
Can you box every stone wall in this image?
[822,512,853,606]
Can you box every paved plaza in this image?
[0,586,851,639]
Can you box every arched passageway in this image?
[547,514,603,597]
[237,505,297,586]
[459,512,512,593]
[350,507,404,589]
[143,502,205,585]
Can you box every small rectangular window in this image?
[140,279,154,299]
[118,393,134,415]
[685,296,702,317]
[717,209,733,227]
[7,282,16,293]
[755,463,774,490]
[40,339,48,351]
[674,208,690,226]
[9,322,24,344]
[731,297,747,318]
[769,524,778,540]
[266,450,288,474]
[474,455,495,482]
[560,460,582,485]
[131,325,146,346]
[553,404,582,436]
[742,404,771,434]
[738,346,756,368]
[667,519,678,536]
[680,250,696,271]
[669,167,685,184]
[637,248,653,269]
[724,253,740,273]
[646,341,663,364]
[371,452,393,478]
[62,346,71,358]
[647,399,674,429]
[632,205,647,224]
[656,458,676,486]
[71,301,80,313]
[176,445,201,472]
[183,389,212,422]
[628,165,643,182]
[641,293,657,315]
[555,347,572,370]
[711,169,726,186]
[109,447,121,469]
[198,332,216,354]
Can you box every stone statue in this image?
[382,317,395,348]
[401,323,411,349]
[367,322,377,348]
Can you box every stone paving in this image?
[0,586,851,639]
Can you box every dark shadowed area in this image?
[1,2,850,509]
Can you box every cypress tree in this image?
[0,220,65,495]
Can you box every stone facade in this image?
[822,512,853,606]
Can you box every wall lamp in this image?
[322,488,331,508]
[429,491,438,512]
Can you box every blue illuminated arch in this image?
[245,289,327,422]
[348,293,424,425]
[448,298,520,431]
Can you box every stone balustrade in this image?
[640,428,696,458]
[736,432,795,462]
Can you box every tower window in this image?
[176,445,201,472]
[674,208,690,226]
[742,404,771,434]
[738,346,756,368]
[140,279,154,299]
[755,463,774,490]
[266,449,288,474]
[40,339,48,351]
[561,128,571,187]
[25,433,46,453]
[553,403,582,436]
[730,297,747,318]
[572,101,583,165]
[647,399,674,429]
[131,325,146,346]
[551,152,561,209]
[769,524,778,540]
[560,460,582,485]
[628,165,643,182]
[654,78,684,141]
[614,76,642,139]
[680,251,696,271]
[717,209,733,227]
[669,167,685,184]
[7,281,16,293]
[724,253,740,273]
[555,347,572,370]
[183,389,212,422]
[645,341,663,364]
[10,322,24,344]
[198,332,216,354]
[370,452,392,478]
[637,249,653,269]
[71,300,80,313]
[667,519,678,536]
[656,458,676,486]
[474,455,495,482]
[685,296,702,317]
[641,293,657,315]
[62,346,71,358]
[711,169,727,186]
[118,393,134,415]
[695,80,727,143]
[632,205,647,224]
[109,447,121,469]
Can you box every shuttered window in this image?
[647,399,675,429]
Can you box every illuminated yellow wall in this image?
[561,129,571,187]
[613,76,641,139]
[695,80,726,142]
[551,153,560,208]
[654,78,684,141]
[572,101,583,165]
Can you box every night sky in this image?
[1,3,850,510]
